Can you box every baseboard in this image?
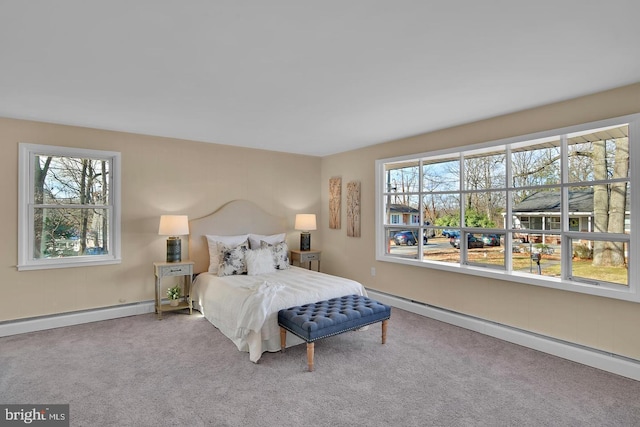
[367,289,640,382]
[0,301,156,338]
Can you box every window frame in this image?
[376,114,639,303]
[18,143,122,271]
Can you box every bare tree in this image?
[35,155,109,257]
[462,154,505,226]
[33,155,52,258]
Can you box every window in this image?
[18,144,121,270]
[376,114,639,302]
[545,217,561,231]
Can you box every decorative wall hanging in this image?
[329,177,341,229]
[346,180,361,237]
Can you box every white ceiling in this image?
[1,1,639,157]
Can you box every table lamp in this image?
[295,214,316,251]
[158,215,189,262]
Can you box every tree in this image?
[462,154,505,226]
[433,209,495,228]
[511,143,561,204]
[592,137,628,266]
[34,154,109,258]
[33,155,52,258]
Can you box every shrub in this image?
[573,244,593,260]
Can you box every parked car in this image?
[84,247,106,255]
[481,234,501,246]
[393,231,428,246]
[393,231,417,245]
[450,234,484,249]
[442,229,460,238]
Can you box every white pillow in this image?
[245,248,276,276]
[206,234,249,274]
[248,233,286,250]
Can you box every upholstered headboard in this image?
[188,200,288,274]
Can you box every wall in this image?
[320,83,640,361]
[0,118,321,321]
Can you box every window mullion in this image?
[505,145,513,271]
[459,152,468,264]
[628,118,639,295]
[560,134,570,280]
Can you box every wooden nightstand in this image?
[290,249,321,272]
[153,261,194,320]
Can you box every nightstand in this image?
[290,249,321,272]
[153,261,194,320]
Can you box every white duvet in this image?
[191,266,367,362]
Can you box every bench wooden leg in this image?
[381,319,388,344]
[307,342,314,372]
[280,327,287,352]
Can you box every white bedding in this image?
[191,266,367,362]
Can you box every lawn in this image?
[419,247,628,286]
[542,258,627,285]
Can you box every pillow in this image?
[248,233,286,250]
[218,243,249,277]
[245,248,277,276]
[206,234,249,274]
[261,240,290,270]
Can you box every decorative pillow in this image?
[206,234,249,274]
[261,240,290,270]
[248,233,286,250]
[218,243,249,277]
[245,248,277,276]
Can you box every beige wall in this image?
[0,118,321,321]
[3,83,639,361]
[320,83,640,360]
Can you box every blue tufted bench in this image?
[278,294,391,371]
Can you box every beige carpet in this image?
[1,308,639,426]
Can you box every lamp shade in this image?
[158,215,189,236]
[294,214,317,231]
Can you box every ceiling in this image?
[1,1,639,157]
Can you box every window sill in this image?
[377,254,639,303]
[17,257,122,271]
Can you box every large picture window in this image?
[376,115,638,302]
[18,144,121,270]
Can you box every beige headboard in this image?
[188,200,288,274]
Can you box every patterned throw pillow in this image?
[218,242,249,276]
[248,233,286,250]
[206,234,249,274]
[260,240,290,270]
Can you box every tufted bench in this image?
[278,294,391,371]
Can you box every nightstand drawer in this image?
[160,264,192,276]
[289,250,321,272]
[300,253,319,262]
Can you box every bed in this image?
[188,200,368,363]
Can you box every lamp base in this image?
[300,232,311,251]
[166,237,182,262]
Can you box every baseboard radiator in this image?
[367,289,640,382]
[0,301,155,337]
